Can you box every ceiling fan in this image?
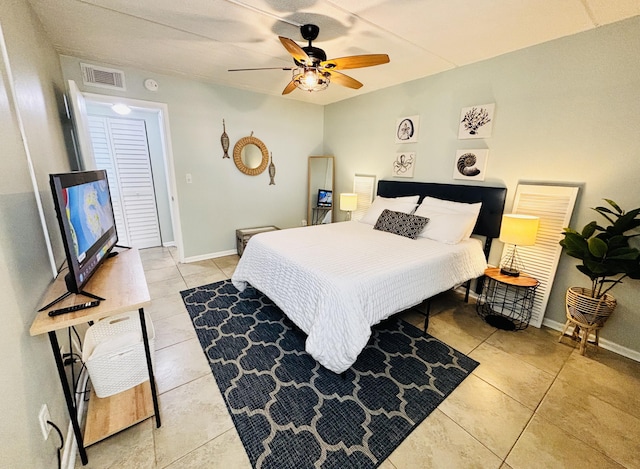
[229,24,390,95]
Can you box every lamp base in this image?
[500,267,520,277]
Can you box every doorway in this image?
[88,115,162,249]
[67,85,184,261]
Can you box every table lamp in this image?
[340,193,358,221]
[499,214,539,276]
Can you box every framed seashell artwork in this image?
[453,149,488,181]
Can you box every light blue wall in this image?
[324,16,640,354]
[60,55,325,259]
[0,1,76,467]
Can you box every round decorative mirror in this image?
[233,133,269,176]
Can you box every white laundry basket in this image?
[83,311,155,398]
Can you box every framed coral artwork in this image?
[458,104,495,139]
[453,149,488,181]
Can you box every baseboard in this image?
[452,284,639,362]
[162,241,176,247]
[543,317,640,362]
[182,249,237,264]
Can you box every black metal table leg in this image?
[138,308,161,427]
[49,331,88,465]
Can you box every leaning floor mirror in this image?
[307,156,335,225]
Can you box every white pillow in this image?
[414,197,482,242]
[377,195,420,204]
[414,210,475,244]
[360,197,418,225]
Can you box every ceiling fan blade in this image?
[279,36,311,65]
[282,80,298,95]
[320,54,390,70]
[326,70,363,90]
[228,67,294,72]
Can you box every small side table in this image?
[311,207,331,225]
[236,226,279,256]
[476,267,539,331]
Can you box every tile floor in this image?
[77,246,640,469]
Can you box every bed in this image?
[232,180,507,373]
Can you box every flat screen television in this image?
[49,169,118,299]
[317,189,332,208]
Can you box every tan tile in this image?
[537,378,640,468]
[147,276,188,300]
[213,254,240,271]
[79,418,155,469]
[183,269,228,289]
[144,265,182,284]
[154,374,234,467]
[177,259,219,277]
[146,293,188,321]
[220,265,236,278]
[389,409,502,469]
[139,246,174,261]
[166,428,251,469]
[485,325,575,375]
[425,306,497,355]
[164,427,251,469]
[506,414,624,469]
[155,337,212,394]
[378,458,399,469]
[141,255,177,272]
[154,310,197,350]
[557,348,640,420]
[439,374,533,458]
[469,343,554,409]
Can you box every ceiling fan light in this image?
[293,67,329,92]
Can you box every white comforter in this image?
[231,221,487,373]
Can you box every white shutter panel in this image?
[107,118,161,249]
[506,184,579,327]
[87,116,130,246]
[352,174,376,221]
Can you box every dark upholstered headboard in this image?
[377,180,507,259]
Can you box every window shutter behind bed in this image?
[352,174,376,221]
[505,184,579,327]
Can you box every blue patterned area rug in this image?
[181,280,478,469]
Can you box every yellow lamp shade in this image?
[340,193,358,212]
[499,214,539,246]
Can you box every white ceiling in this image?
[26,0,640,105]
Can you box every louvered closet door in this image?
[88,116,161,249]
[506,184,579,327]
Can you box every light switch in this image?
[186,173,192,184]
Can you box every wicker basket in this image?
[565,287,617,328]
[82,311,155,398]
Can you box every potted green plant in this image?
[558,199,640,353]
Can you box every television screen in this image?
[50,170,118,294]
[317,189,332,208]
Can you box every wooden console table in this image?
[30,248,160,465]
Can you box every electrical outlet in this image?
[185,173,192,184]
[39,404,51,440]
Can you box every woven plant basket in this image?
[565,286,617,328]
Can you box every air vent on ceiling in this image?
[80,63,126,91]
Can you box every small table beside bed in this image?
[232,180,507,373]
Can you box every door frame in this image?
[80,92,184,262]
